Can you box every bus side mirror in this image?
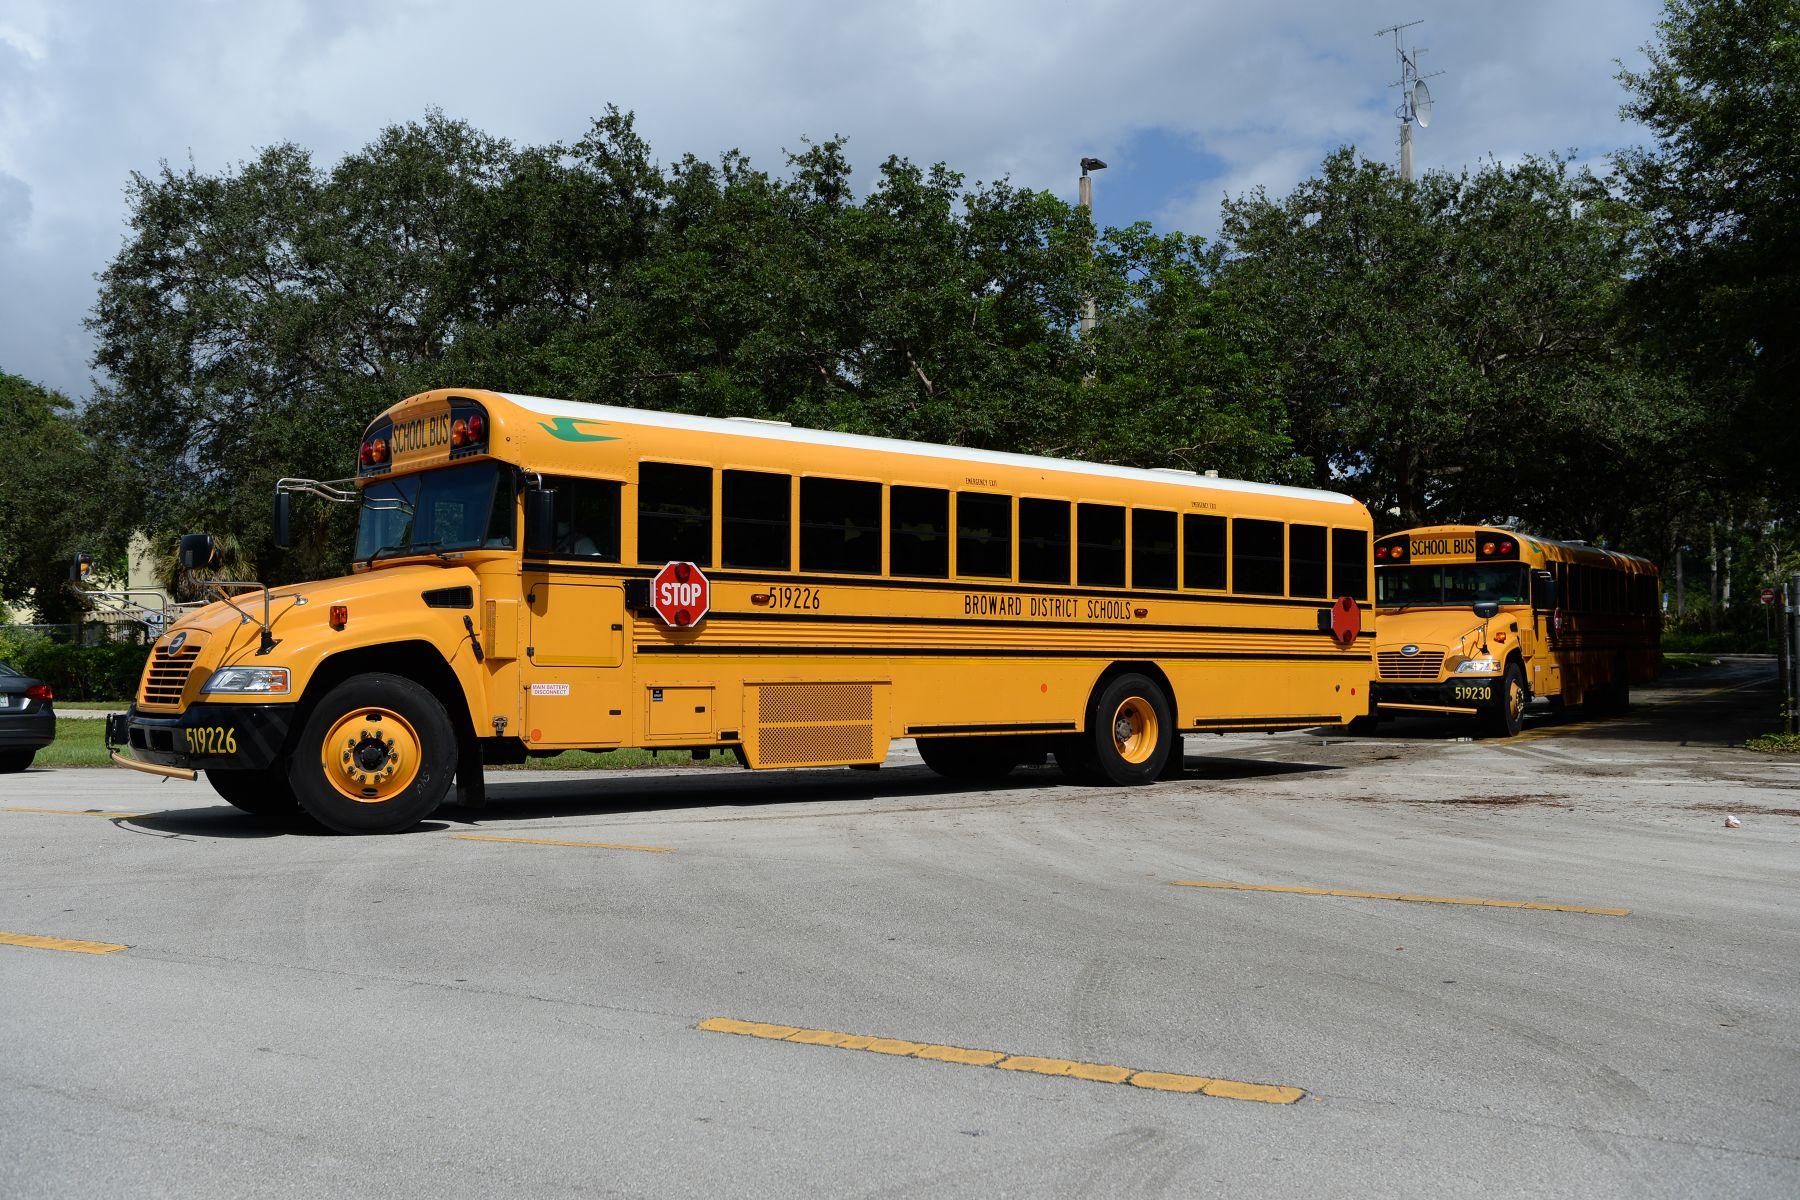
[69,552,92,583]
[1532,569,1557,610]
[1473,601,1500,619]
[524,489,557,554]
[273,492,292,551]
[178,533,220,571]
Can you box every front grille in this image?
[140,646,200,708]
[1378,650,1445,680]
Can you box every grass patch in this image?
[1662,653,1721,670]
[55,700,130,710]
[34,719,114,768]
[1744,731,1800,755]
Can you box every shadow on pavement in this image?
[116,807,449,839]
[1355,657,1775,749]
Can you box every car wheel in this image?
[0,749,35,773]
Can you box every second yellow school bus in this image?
[109,389,1375,832]
[1368,525,1661,736]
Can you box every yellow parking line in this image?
[449,833,674,853]
[0,806,147,818]
[0,930,128,955]
[696,1017,1303,1105]
[1170,879,1629,917]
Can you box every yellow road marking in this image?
[1170,879,1629,917]
[1,806,147,818]
[449,833,674,853]
[696,1017,1303,1105]
[0,930,127,955]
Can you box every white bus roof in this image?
[496,392,1360,508]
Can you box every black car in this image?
[0,662,55,772]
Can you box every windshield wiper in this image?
[365,539,448,569]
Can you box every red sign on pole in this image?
[1761,587,1776,606]
[650,561,709,627]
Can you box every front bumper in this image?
[106,703,298,775]
[0,711,55,749]
[1373,677,1503,716]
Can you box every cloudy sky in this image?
[1,0,1663,402]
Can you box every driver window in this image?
[541,476,621,561]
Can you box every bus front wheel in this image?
[1066,674,1174,786]
[1481,662,1527,738]
[287,673,457,834]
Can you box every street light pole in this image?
[1078,157,1106,337]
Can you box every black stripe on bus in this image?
[907,721,1079,735]
[632,645,1369,662]
[704,609,1374,639]
[522,560,1373,610]
[1191,716,1339,728]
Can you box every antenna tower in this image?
[1376,20,1444,182]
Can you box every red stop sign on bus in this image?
[651,561,710,627]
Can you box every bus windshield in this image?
[354,462,514,562]
[1377,564,1529,607]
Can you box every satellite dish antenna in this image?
[1412,79,1433,128]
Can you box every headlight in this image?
[1453,657,1499,674]
[202,666,291,694]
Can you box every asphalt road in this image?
[2,658,1796,1198]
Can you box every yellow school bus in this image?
[108,389,1375,832]
[1366,525,1660,736]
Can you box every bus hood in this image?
[1372,607,1492,658]
[156,563,481,675]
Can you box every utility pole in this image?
[1078,156,1106,337]
[1377,20,1441,183]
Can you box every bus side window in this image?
[1131,509,1177,590]
[1076,504,1125,587]
[1232,518,1285,595]
[542,476,621,561]
[1288,523,1328,598]
[956,492,1012,579]
[1183,514,1227,590]
[1019,498,1071,585]
[722,469,791,571]
[1330,528,1368,601]
[638,462,712,567]
[800,478,882,575]
[890,485,948,578]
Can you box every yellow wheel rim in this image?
[320,707,421,803]
[1508,678,1525,726]
[1111,696,1159,765]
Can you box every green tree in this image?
[1617,0,1800,508]
[0,371,137,623]
[1215,148,1697,543]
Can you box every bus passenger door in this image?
[524,578,629,748]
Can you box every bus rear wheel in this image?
[1481,662,1527,738]
[1065,673,1174,786]
[287,673,456,834]
[917,736,1022,781]
[207,767,299,816]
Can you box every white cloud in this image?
[0,0,1663,399]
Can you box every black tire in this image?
[1481,661,1527,738]
[1345,714,1381,736]
[286,674,457,834]
[0,749,35,773]
[207,767,300,816]
[1073,673,1175,786]
[917,736,1022,781]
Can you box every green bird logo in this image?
[539,417,619,443]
